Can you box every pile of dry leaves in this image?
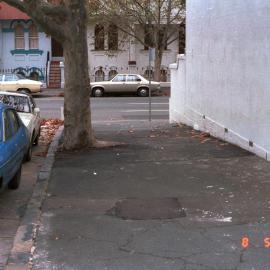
[39,119,64,146]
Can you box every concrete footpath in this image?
[20,123,270,269]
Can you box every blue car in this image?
[0,104,31,190]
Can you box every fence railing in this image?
[0,67,47,82]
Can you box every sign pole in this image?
[148,47,155,123]
[148,49,152,122]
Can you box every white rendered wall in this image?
[170,0,270,160]
[169,55,187,124]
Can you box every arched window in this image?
[95,69,105,82]
[144,69,154,80]
[108,24,118,50]
[15,25,25,49]
[95,24,104,50]
[108,69,117,80]
[160,69,167,82]
[29,24,39,49]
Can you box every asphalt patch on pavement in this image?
[107,197,186,220]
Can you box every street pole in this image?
[148,49,152,122]
[148,47,155,123]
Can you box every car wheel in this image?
[137,88,149,97]
[18,88,31,95]
[25,143,32,162]
[92,88,104,97]
[8,165,22,190]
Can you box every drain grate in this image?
[107,198,186,220]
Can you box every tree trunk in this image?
[62,1,93,150]
[1,0,94,151]
[154,49,163,82]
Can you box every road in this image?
[35,96,169,123]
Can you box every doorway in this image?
[51,38,63,60]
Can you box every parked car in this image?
[0,104,31,190]
[90,74,160,97]
[0,92,41,145]
[0,73,42,94]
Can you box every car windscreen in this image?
[0,95,31,113]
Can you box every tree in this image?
[2,0,94,150]
[89,0,185,81]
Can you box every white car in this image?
[0,92,41,145]
[0,74,42,94]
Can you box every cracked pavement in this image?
[32,122,270,270]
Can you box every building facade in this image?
[88,24,181,83]
[0,3,182,87]
[0,2,50,82]
[170,0,270,160]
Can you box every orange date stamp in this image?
[241,237,270,249]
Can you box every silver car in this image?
[90,74,160,97]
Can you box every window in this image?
[95,69,105,82]
[160,69,167,82]
[0,94,31,113]
[158,28,167,50]
[109,70,118,80]
[112,75,126,82]
[95,24,105,50]
[15,24,25,49]
[4,74,15,81]
[16,71,25,78]
[0,75,3,81]
[13,74,20,81]
[29,71,39,81]
[8,110,20,133]
[29,24,39,49]
[144,69,154,80]
[3,111,13,140]
[108,24,118,50]
[127,75,141,82]
[144,25,153,50]
[29,96,36,112]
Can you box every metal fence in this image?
[0,67,46,81]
